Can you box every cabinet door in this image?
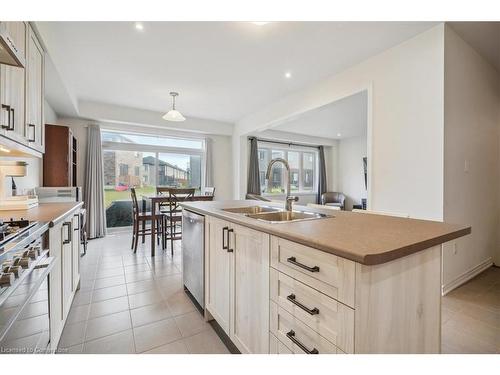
[26,25,44,151]
[230,224,270,354]
[48,221,63,350]
[61,219,73,319]
[206,216,231,334]
[0,22,27,143]
[71,213,81,291]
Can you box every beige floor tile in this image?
[143,339,190,354]
[66,304,90,325]
[124,263,151,274]
[128,290,164,309]
[174,311,211,338]
[165,291,196,316]
[133,318,182,353]
[58,321,87,348]
[85,310,132,341]
[89,296,130,319]
[94,275,126,290]
[130,302,172,327]
[127,279,159,295]
[96,267,125,279]
[460,301,500,327]
[83,330,135,354]
[183,329,230,354]
[72,291,92,307]
[59,343,84,354]
[92,284,127,302]
[125,270,155,284]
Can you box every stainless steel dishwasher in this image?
[181,209,205,309]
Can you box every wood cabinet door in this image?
[206,216,231,335]
[230,223,270,354]
[61,219,73,319]
[71,213,81,291]
[1,22,27,143]
[48,221,63,350]
[26,25,44,151]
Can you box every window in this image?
[101,130,205,227]
[258,144,317,195]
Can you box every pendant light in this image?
[162,92,186,122]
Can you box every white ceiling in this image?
[449,22,500,72]
[37,22,437,123]
[270,90,367,140]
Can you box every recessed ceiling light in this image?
[251,22,269,26]
[285,72,292,79]
[135,22,144,31]
[337,133,342,137]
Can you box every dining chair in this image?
[156,186,172,214]
[130,188,166,253]
[203,187,215,197]
[165,188,195,256]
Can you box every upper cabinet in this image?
[0,22,45,153]
[26,25,44,152]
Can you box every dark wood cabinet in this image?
[43,124,77,186]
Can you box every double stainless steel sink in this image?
[222,205,331,223]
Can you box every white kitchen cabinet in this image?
[230,223,269,354]
[206,216,231,334]
[0,22,27,144]
[205,217,270,353]
[48,209,82,350]
[25,24,44,152]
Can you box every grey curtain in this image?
[205,137,214,188]
[84,124,107,238]
[317,145,327,204]
[247,137,261,195]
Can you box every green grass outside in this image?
[104,186,156,208]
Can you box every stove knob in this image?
[12,257,21,267]
[0,272,15,287]
[27,249,37,260]
[19,257,31,269]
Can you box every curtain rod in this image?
[249,136,321,150]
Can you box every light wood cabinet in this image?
[25,24,44,152]
[230,223,269,354]
[0,21,45,153]
[206,216,231,334]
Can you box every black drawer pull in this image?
[222,226,228,250]
[287,256,320,272]
[28,123,36,142]
[63,222,72,244]
[286,330,319,354]
[287,294,319,315]
[1,104,11,130]
[227,228,234,252]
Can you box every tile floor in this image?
[59,230,499,354]
[57,231,229,354]
[441,266,500,354]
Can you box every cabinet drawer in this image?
[270,236,355,307]
[270,268,354,353]
[270,301,341,354]
[269,332,293,354]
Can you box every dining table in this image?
[141,194,214,256]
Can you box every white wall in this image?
[442,26,500,291]
[44,99,58,124]
[57,117,233,201]
[337,135,367,210]
[234,24,446,221]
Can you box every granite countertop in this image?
[181,200,471,265]
[0,202,84,227]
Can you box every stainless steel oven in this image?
[0,220,54,354]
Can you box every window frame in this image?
[257,143,318,196]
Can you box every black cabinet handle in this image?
[28,124,36,142]
[1,104,11,130]
[10,108,14,131]
[222,226,228,250]
[287,294,319,315]
[287,256,320,272]
[227,228,234,252]
[286,330,319,354]
[63,222,72,244]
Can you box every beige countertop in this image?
[181,200,471,265]
[0,202,84,227]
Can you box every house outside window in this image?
[257,144,318,195]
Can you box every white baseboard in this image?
[442,257,493,296]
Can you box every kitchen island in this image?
[181,200,470,354]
